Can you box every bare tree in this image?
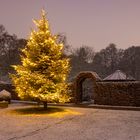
[91,43,123,77]
[0,25,26,76]
[69,46,95,79]
[119,46,140,80]
[57,33,73,56]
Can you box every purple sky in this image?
[0,0,140,51]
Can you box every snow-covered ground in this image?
[0,104,140,140]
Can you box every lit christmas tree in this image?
[11,10,71,109]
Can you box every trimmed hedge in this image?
[73,71,140,106]
[94,81,140,106]
[0,101,8,108]
[0,84,19,100]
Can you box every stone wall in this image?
[94,81,140,106]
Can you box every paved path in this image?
[0,104,140,140]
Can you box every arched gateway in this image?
[74,71,101,103]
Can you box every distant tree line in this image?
[0,25,26,81]
[69,44,140,80]
[60,34,140,81]
[0,25,140,82]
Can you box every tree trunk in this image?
[43,101,48,109]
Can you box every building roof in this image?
[103,70,135,81]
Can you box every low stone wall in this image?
[94,81,140,106]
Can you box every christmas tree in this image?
[11,10,71,109]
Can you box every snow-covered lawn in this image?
[0,103,140,140]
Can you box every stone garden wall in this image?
[94,81,140,106]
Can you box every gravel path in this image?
[0,104,140,140]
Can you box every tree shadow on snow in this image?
[11,106,66,115]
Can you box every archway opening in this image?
[77,77,95,103]
[80,78,94,103]
[75,71,101,103]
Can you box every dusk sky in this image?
[0,0,140,51]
